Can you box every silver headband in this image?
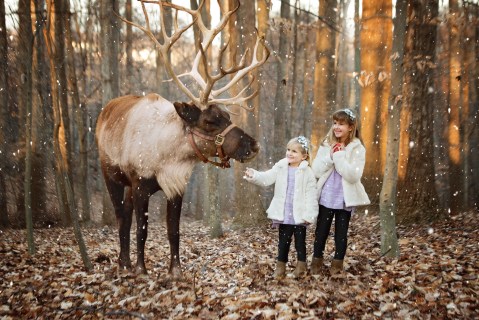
[343,109,356,121]
[297,136,310,152]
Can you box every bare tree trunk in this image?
[290,1,301,137]
[100,0,120,225]
[448,0,463,214]
[65,0,91,223]
[433,17,450,210]
[359,0,392,203]
[292,22,306,138]
[190,0,222,237]
[55,0,72,182]
[470,2,479,210]
[379,0,406,258]
[31,0,53,223]
[336,0,352,109]
[183,165,199,218]
[293,20,309,138]
[476,2,479,210]
[273,1,290,161]
[398,0,440,223]
[125,0,134,89]
[0,0,9,227]
[303,17,314,136]
[200,165,223,237]
[461,2,475,209]
[185,0,206,223]
[207,166,222,238]
[44,1,92,271]
[156,0,172,98]
[353,0,360,109]
[256,0,273,211]
[205,0,222,237]
[18,0,34,253]
[0,174,7,227]
[69,1,97,213]
[311,0,337,155]
[231,0,267,229]
[221,0,239,225]
[45,0,73,226]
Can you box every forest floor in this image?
[0,209,478,319]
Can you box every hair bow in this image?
[344,109,356,120]
[297,136,310,152]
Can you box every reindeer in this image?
[96,0,269,277]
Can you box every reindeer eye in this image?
[204,119,217,125]
[203,118,220,129]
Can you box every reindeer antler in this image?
[118,0,270,110]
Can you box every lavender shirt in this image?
[319,168,353,212]
[272,166,304,226]
[283,166,297,224]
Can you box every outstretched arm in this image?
[243,164,279,187]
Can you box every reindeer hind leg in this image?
[103,173,133,271]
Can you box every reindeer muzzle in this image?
[187,124,236,168]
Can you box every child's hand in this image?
[331,143,344,158]
[332,143,344,153]
[243,168,254,179]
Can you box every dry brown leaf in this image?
[358,77,364,87]
[378,71,388,82]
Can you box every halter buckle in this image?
[214,134,225,146]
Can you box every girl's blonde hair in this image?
[287,136,312,166]
[324,108,362,146]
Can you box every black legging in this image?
[277,224,307,263]
[313,205,351,260]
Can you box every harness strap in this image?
[186,124,236,169]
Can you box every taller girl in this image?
[311,109,370,275]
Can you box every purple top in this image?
[319,168,353,212]
[282,166,297,224]
[272,166,305,227]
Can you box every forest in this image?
[0,0,478,318]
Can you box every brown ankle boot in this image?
[330,259,344,275]
[310,257,324,275]
[292,261,307,278]
[273,261,286,279]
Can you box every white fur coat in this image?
[245,159,319,224]
[312,138,370,207]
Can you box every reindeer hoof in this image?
[118,260,133,271]
[168,267,183,281]
[135,265,148,275]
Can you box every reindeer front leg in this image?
[132,177,160,275]
[167,195,183,279]
[133,191,150,275]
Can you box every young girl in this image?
[244,136,318,279]
[311,109,370,275]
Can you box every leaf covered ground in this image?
[0,210,478,319]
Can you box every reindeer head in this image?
[174,102,259,163]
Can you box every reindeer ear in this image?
[174,102,202,124]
